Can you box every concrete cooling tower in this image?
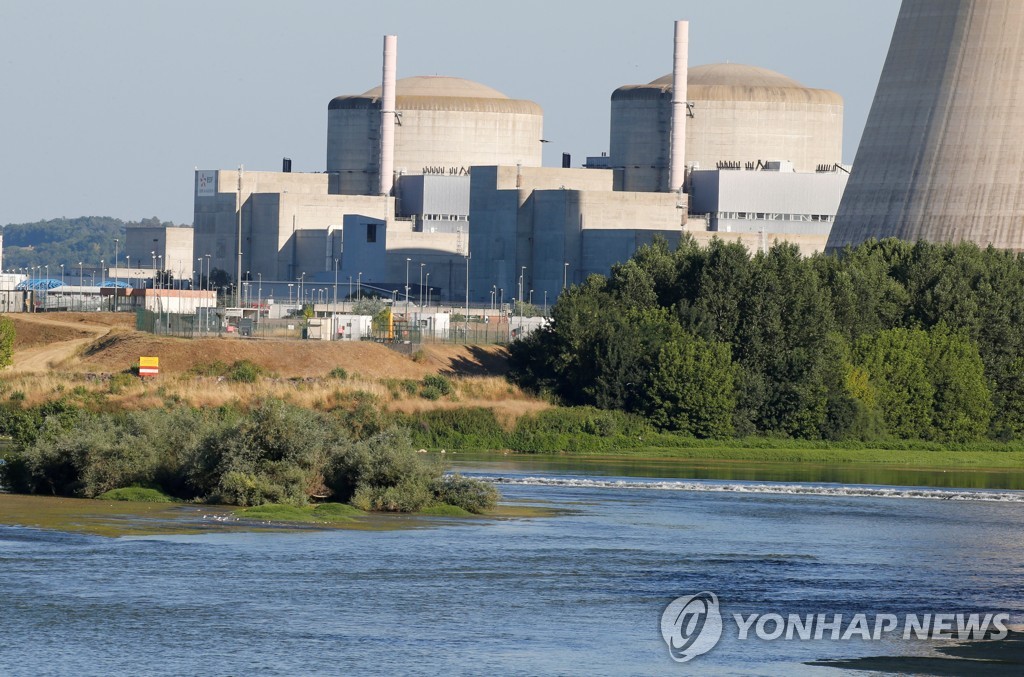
[828,0,1024,252]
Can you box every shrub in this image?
[422,374,453,396]
[419,385,442,400]
[401,408,506,450]
[411,350,428,363]
[108,373,136,394]
[431,474,499,513]
[0,316,15,369]
[328,367,348,380]
[227,360,264,383]
[351,480,433,513]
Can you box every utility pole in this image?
[464,253,471,344]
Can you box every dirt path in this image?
[8,314,111,373]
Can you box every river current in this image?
[2,461,1022,675]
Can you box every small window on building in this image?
[366,223,377,243]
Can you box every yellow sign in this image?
[139,356,160,378]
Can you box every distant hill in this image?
[1,217,189,275]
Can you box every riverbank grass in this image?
[236,502,366,524]
[97,487,175,502]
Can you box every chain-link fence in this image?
[137,309,542,345]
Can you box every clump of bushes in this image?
[0,398,499,515]
[419,374,454,400]
[328,367,348,380]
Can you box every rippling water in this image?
[2,467,1022,676]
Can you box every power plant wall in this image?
[828,0,1024,253]
[327,76,543,196]
[610,64,844,192]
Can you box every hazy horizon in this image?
[0,0,900,226]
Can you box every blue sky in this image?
[0,0,900,225]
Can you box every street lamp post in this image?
[357,272,362,301]
[257,273,262,318]
[204,254,211,292]
[78,262,83,310]
[564,262,569,290]
[465,253,471,343]
[529,289,534,305]
[520,266,526,304]
[544,290,548,316]
[288,283,294,305]
[419,263,424,306]
[424,273,430,307]
[405,257,411,320]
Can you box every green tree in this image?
[854,329,935,440]
[648,331,736,437]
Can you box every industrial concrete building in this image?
[596,63,844,192]
[828,0,1024,253]
[327,76,543,196]
[125,224,194,283]
[468,165,686,305]
[689,163,849,235]
[193,21,851,307]
[192,34,544,302]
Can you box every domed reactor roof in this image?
[362,75,508,99]
[828,0,1024,253]
[615,63,842,104]
[330,75,541,115]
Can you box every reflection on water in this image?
[450,452,1024,490]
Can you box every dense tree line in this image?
[509,237,1024,443]
[2,216,186,274]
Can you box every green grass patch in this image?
[96,487,174,503]
[235,502,366,523]
[311,502,365,521]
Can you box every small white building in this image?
[106,288,217,314]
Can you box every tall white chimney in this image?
[379,34,398,196]
[668,20,689,193]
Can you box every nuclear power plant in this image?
[829,0,1024,253]
[193,18,855,306]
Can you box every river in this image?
[1,456,1022,675]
